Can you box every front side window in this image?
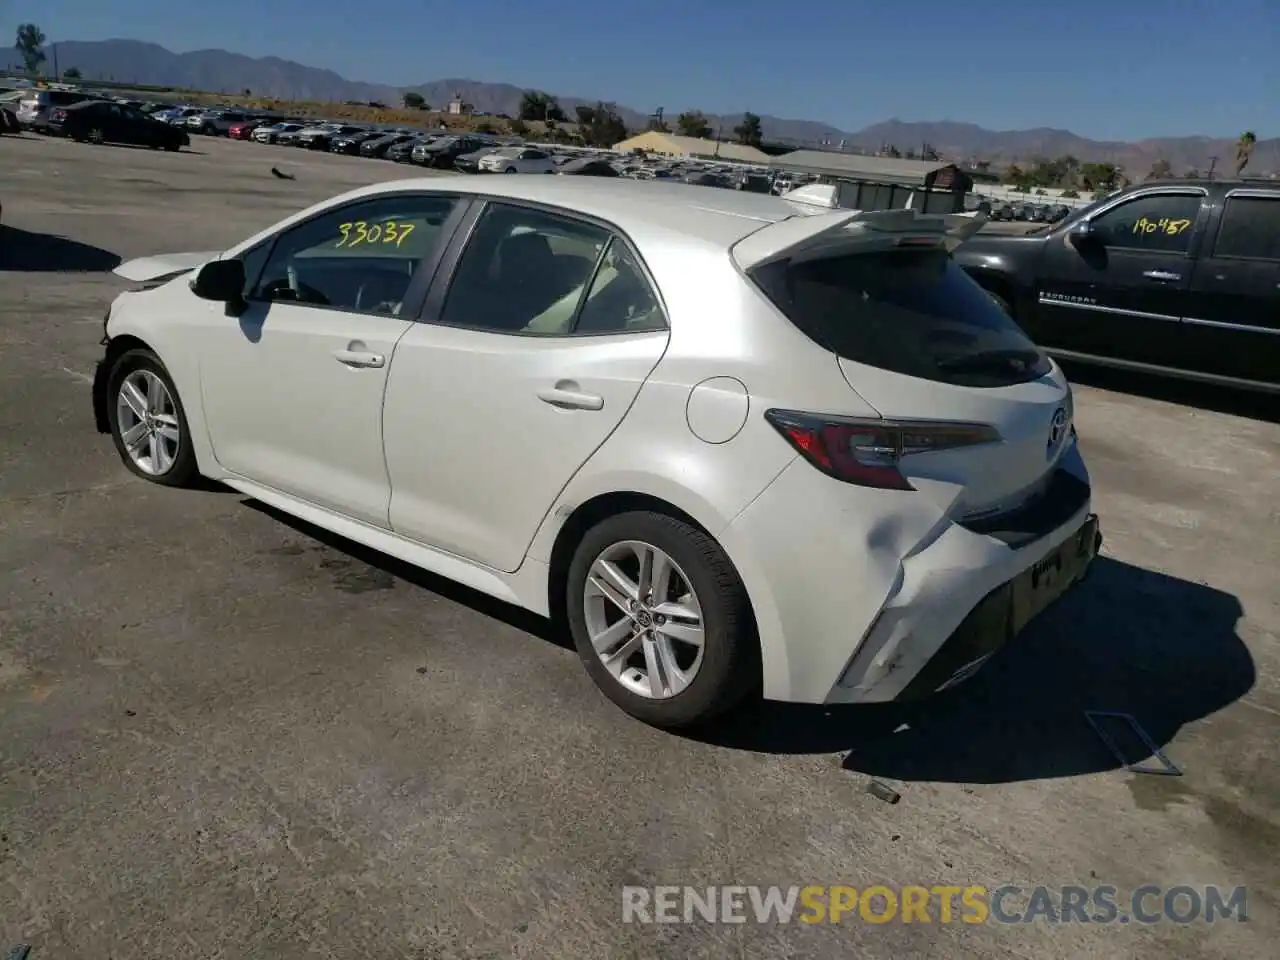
[1088,192,1203,253]
[249,194,459,315]
[439,203,609,334]
[1213,196,1280,261]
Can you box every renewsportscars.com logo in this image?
[621,885,1249,925]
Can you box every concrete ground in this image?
[1,133,1277,960]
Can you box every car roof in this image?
[341,176,810,247]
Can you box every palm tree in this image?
[1234,131,1257,176]
[14,23,47,75]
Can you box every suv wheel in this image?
[566,511,758,729]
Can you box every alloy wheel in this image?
[88,127,104,143]
[115,370,181,475]
[583,540,706,699]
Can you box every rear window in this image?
[751,249,1052,387]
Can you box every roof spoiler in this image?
[732,184,989,270]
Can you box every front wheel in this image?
[106,348,199,487]
[566,511,759,729]
[504,167,517,174]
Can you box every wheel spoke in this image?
[121,380,147,419]
[588,558,638,614]
[653,636,690,695]
[145,372,167,413]
[642,636,668,697]
[602,633,645,674]
[590,616,634,656]
[156,423,181,444]
[639,547,673,603]
[121,421,149,452]
[655,618,703,648]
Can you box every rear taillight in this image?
[765,409,1001,490]
[52,109,66,121]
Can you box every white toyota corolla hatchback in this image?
[93,177,1100,728]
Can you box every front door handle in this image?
[537,381,604,411]
[333,349,385,368]
[1142,270,1182,282]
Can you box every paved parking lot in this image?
[1,133,1278,959]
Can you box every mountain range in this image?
[5,39,1276,174]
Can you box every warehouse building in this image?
[769,151,975,213]
[612,131,771,164]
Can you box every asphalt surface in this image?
[1,133,1278,959]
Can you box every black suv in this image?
[954,179,1280,392]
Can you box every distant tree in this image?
[1146,158,1173,180]
[518,90,564,123]
[474,119,496,134]
[646,115,670,133]
[243,88,252,97]
[580,101,627,147]
[1183,169,1201,179]
[402,91,426,109]
[1234,130,1256,176]
[675,111,712,138]
[1061,188,1080,198]
[884,144,902,158]
[14,23,46,75]
[1078,161,1118,192]
[509,116,529,137]
[574,104,596,127]
[62,66,81,80]
[920,142,940,161]
[733,112,762,148]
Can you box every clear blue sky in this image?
[31,0,1278,139]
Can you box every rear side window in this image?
[1213,196,1280,261]
[751,250,1052,387]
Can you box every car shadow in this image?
[241,499,571,650]
[688,556,1255,784]
[1060,361,1280,424]
[0,226,123,272]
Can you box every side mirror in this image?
[1069,220,1095,245]
[188,259,245,312]
[190,258,246,306]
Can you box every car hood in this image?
[113,251,221,282]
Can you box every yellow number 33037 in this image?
[335,220,416,249]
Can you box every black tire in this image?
[106,348,200,488]
[566,510,758,729]
[164,143,179,152]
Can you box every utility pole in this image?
[51,43,59,81]
[714,121,722,157]
[1207,156,1218,180]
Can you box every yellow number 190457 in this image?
[335,220,417,249]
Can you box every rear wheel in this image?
[87,127,105,144]
[566,511,758,729]
[504,167,517,174]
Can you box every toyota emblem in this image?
[1047,407,1068,455]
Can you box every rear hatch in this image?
[735,207,1076,521]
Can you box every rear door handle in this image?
[333,349,385,368]
[537,382,604,411]
[1142,270,1182,282]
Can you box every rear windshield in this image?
[750,249,1052,387]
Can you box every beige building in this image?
[446,93,474,116]
[612,131,770,164]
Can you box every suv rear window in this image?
[751,249,1052,387]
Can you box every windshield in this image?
[751,248,1052,387]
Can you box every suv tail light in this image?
[52,109,67,122]
[765,409,1001,490]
